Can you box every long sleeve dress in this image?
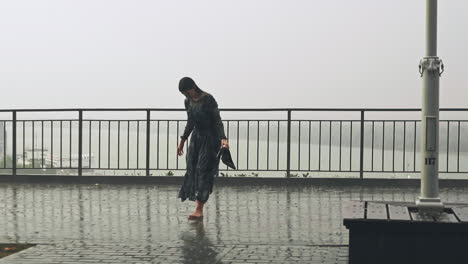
[178,93,227,203]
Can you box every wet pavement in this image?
[0,182,467,263]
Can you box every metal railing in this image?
[0,108,467,178]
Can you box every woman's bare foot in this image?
[188,211,203,219]
[188,210,203,220]
[188,200,204,220]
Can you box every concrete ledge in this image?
[1,175,468,187]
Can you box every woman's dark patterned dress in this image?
[178,93,226,203]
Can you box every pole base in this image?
[416,197,444,215]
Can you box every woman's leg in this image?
[195,200,204,214]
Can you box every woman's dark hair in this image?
[179,77,202,94]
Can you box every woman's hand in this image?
[177,140,185,156]
[221,138,229,149]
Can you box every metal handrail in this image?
[1,107,468,112]
[1,108,467,178]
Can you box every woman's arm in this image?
[209,95,227,141]
[178,99,194,156]
[180,99,194,141]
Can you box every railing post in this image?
[286,110,291,177]
[12,111,17,176]
[78,110,83,176]
[146,110,151,176]
[359,110,365,179]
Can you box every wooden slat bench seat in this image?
[343,201,468,264]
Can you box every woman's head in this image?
[179,77,202,98]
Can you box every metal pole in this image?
[286,110,291,177]
[359,110,365,179]
[416,0,444,211]
[146,110,151,176]
[78,110,83,176]
[12,111,17,176]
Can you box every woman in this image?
[177,77,229,220]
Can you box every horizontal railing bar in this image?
[4,119,77,122]
[4,119,468,123]
[362,120,468,122]
[8,168,468,173]
[0,107,468,113]
[16,168,80,170]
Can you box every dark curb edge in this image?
[0,175,468,188]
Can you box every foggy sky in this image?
[1,0,467,110]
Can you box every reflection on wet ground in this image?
[180,221,218,264]
[0,182,466,263]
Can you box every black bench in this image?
[343,201,468,264]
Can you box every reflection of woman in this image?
[181,221,218,263]
[177,77,229,220]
